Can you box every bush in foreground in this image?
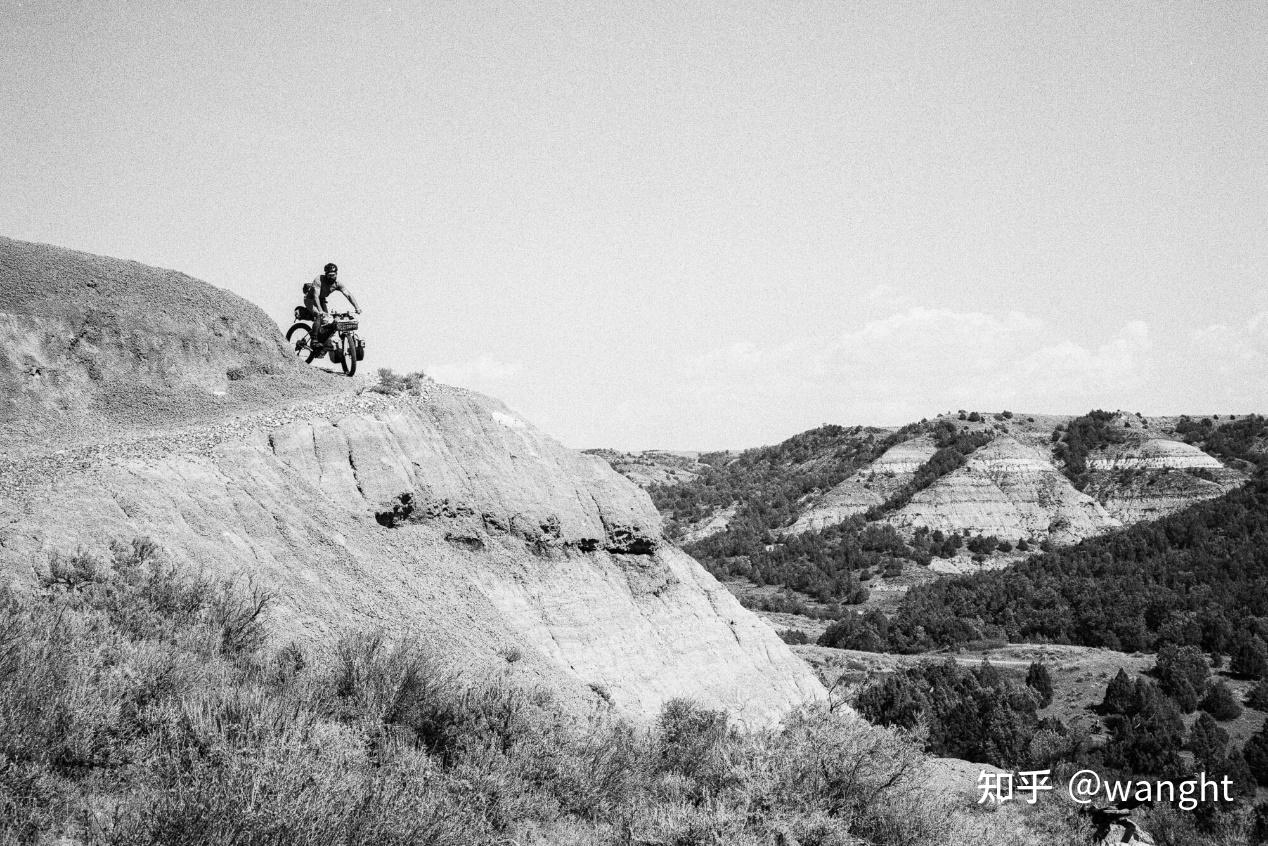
[1,540,1084,845]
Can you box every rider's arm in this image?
[304,278,323,312]
[341,285,361,313]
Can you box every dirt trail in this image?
[0,375,426,499]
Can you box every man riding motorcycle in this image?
[304,262,361,349]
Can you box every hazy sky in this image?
[4,1,1266,449]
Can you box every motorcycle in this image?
[286,307,365,376]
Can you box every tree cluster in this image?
[696,517,921,608]
[821,460,1268,653]
[649,424,900,533]
[1051,409,1127,490]
[855,658,1054,768]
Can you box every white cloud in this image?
[1172,312,1268,406]
[684,307,1154,425]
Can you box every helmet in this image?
[324,262,338,273]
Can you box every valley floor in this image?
[744,604,1268,810]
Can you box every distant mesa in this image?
[596,410,1252,556]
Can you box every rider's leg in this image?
[304,294,327,345]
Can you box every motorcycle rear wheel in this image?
[285,323,317,363]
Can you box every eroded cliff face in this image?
[0,384,824,725]
[681,503,739,544]
[889,436,1122,544]
[844,431,1242,545]
[787,436,938,534]
[1083,435,1245,524]
[628,417,1250,553]
[674,416,1247,550]
[0,236,824,727]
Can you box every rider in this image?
[304,262,361,347]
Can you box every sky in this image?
[3,1,1266,450]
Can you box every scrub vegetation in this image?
[2,539,1070,846]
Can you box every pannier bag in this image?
[356,339,366,361]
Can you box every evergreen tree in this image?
[1200,679,1243,721]
[855,674,927,730]
[1101,680,1184,776]
[1188,712,1228,767]
[1154,644,1209,698]
[1230,633,1268,679]
[1247,678,1268,710]
[1025,661,1054,708]
[1219,748,1256,799]
[1170,677,1199,714]
[1245,725,1268,786]
[1101,669,1136,715]
[975,658,1002,689]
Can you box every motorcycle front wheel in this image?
[285,323,317,363]
[340,333,358,376]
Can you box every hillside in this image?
[596,411,1253,613]
[831,457,1268,654]
[0,236,823,726]
[580,448,707,488]
[0,235,339,453]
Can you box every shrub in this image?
[654,698,732,795]
[966,534,999,556]
[370,368,428,395]
[0,537,1126,845]
[1231,633,1268,679]
[1246,725,1268,786]
[1101,680,1185,776]
[1100,669,1137,715]
[856,674,927,730]
[208,579,272,658]
[1026,661,1054,708]
[1170,677,1200,714]
[1201,680,1243,721]
[1188,712,1229,766]
[1246,678,1268,710]
[1155,643,1207,696]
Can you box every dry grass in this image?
[0,539,1092,846]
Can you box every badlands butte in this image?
[594,411,1249,558]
